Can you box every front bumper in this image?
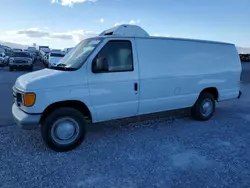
[12,104,41,130]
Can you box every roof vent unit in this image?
[99,24,150,37]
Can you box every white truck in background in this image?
[12,25,242,152]
[39,47,50,67]
[27,47,36,62]
[48,51,65,67]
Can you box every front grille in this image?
[15,60,27,63]
[16,93,23,103]
[13,88,23,106]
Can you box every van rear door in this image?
[88,38,139,122]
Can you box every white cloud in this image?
[50,32,73,40]
[71,30,98,43]
[114,19,141,26]
[129,19,141,25]
[2,28,98,45]
[99,18,104,23]
[114,22,124,27]
[52,0,97,7]
[15,28,50,38]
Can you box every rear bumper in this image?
[12,104,41,130]
[237,91,242,99]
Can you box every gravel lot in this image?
[0,62,250,188]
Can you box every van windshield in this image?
[55,38,102,69]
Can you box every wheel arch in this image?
[40,100,92,124]
[200,87,219,101]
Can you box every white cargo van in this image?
[12,25,242,151]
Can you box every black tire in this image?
[41,107,86,152]
[29,66,33,71]
[191,92,215,121]
[9,66,13,71]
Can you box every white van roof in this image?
[99,24,150,37]
[98,24,233,46]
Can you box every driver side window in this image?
[92,40,133,73]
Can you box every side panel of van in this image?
[87,38,140,122]
[135,38,241,115]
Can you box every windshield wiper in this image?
[48,65,77,71]
[56,63,67,67]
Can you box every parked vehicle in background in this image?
[0,45,12,54]
[12,48,23,52]
[27,52,36,63]
[27,47,36,61]
[39,50,45,61]
[39,47,50,67]
[240,54,250,62]
[64,47,73,54]
[36,50,41,60]
[0,53,6,66]
[0,45,12,65]
[9,51,33,71]
[39,46,49,51]
[12,25,242,152]
[4,54,10,66]
[39,50,49,67]
[48,52,65,67]
[0,48,4,54]
[51,49,62,53]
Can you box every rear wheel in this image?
[191,92,215,121]
[41,107,86,152]
[9,66,13,71]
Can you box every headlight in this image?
[28,58,32,63]
[23,93,36,107]
[10,58,15,63]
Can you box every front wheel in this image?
[41,107,86,152]
[191,92,215,121]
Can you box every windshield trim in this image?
[48,37,103,71]
[77,37,103,69]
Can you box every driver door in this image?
[87,39,139,122]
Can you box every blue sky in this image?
[0,0,249,48]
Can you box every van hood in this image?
[15,68,84,91]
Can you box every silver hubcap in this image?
[201,99,213,117]
[51,117,80,145]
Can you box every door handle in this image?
[134,83,138,91]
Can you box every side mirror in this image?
[93,57,109,73]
